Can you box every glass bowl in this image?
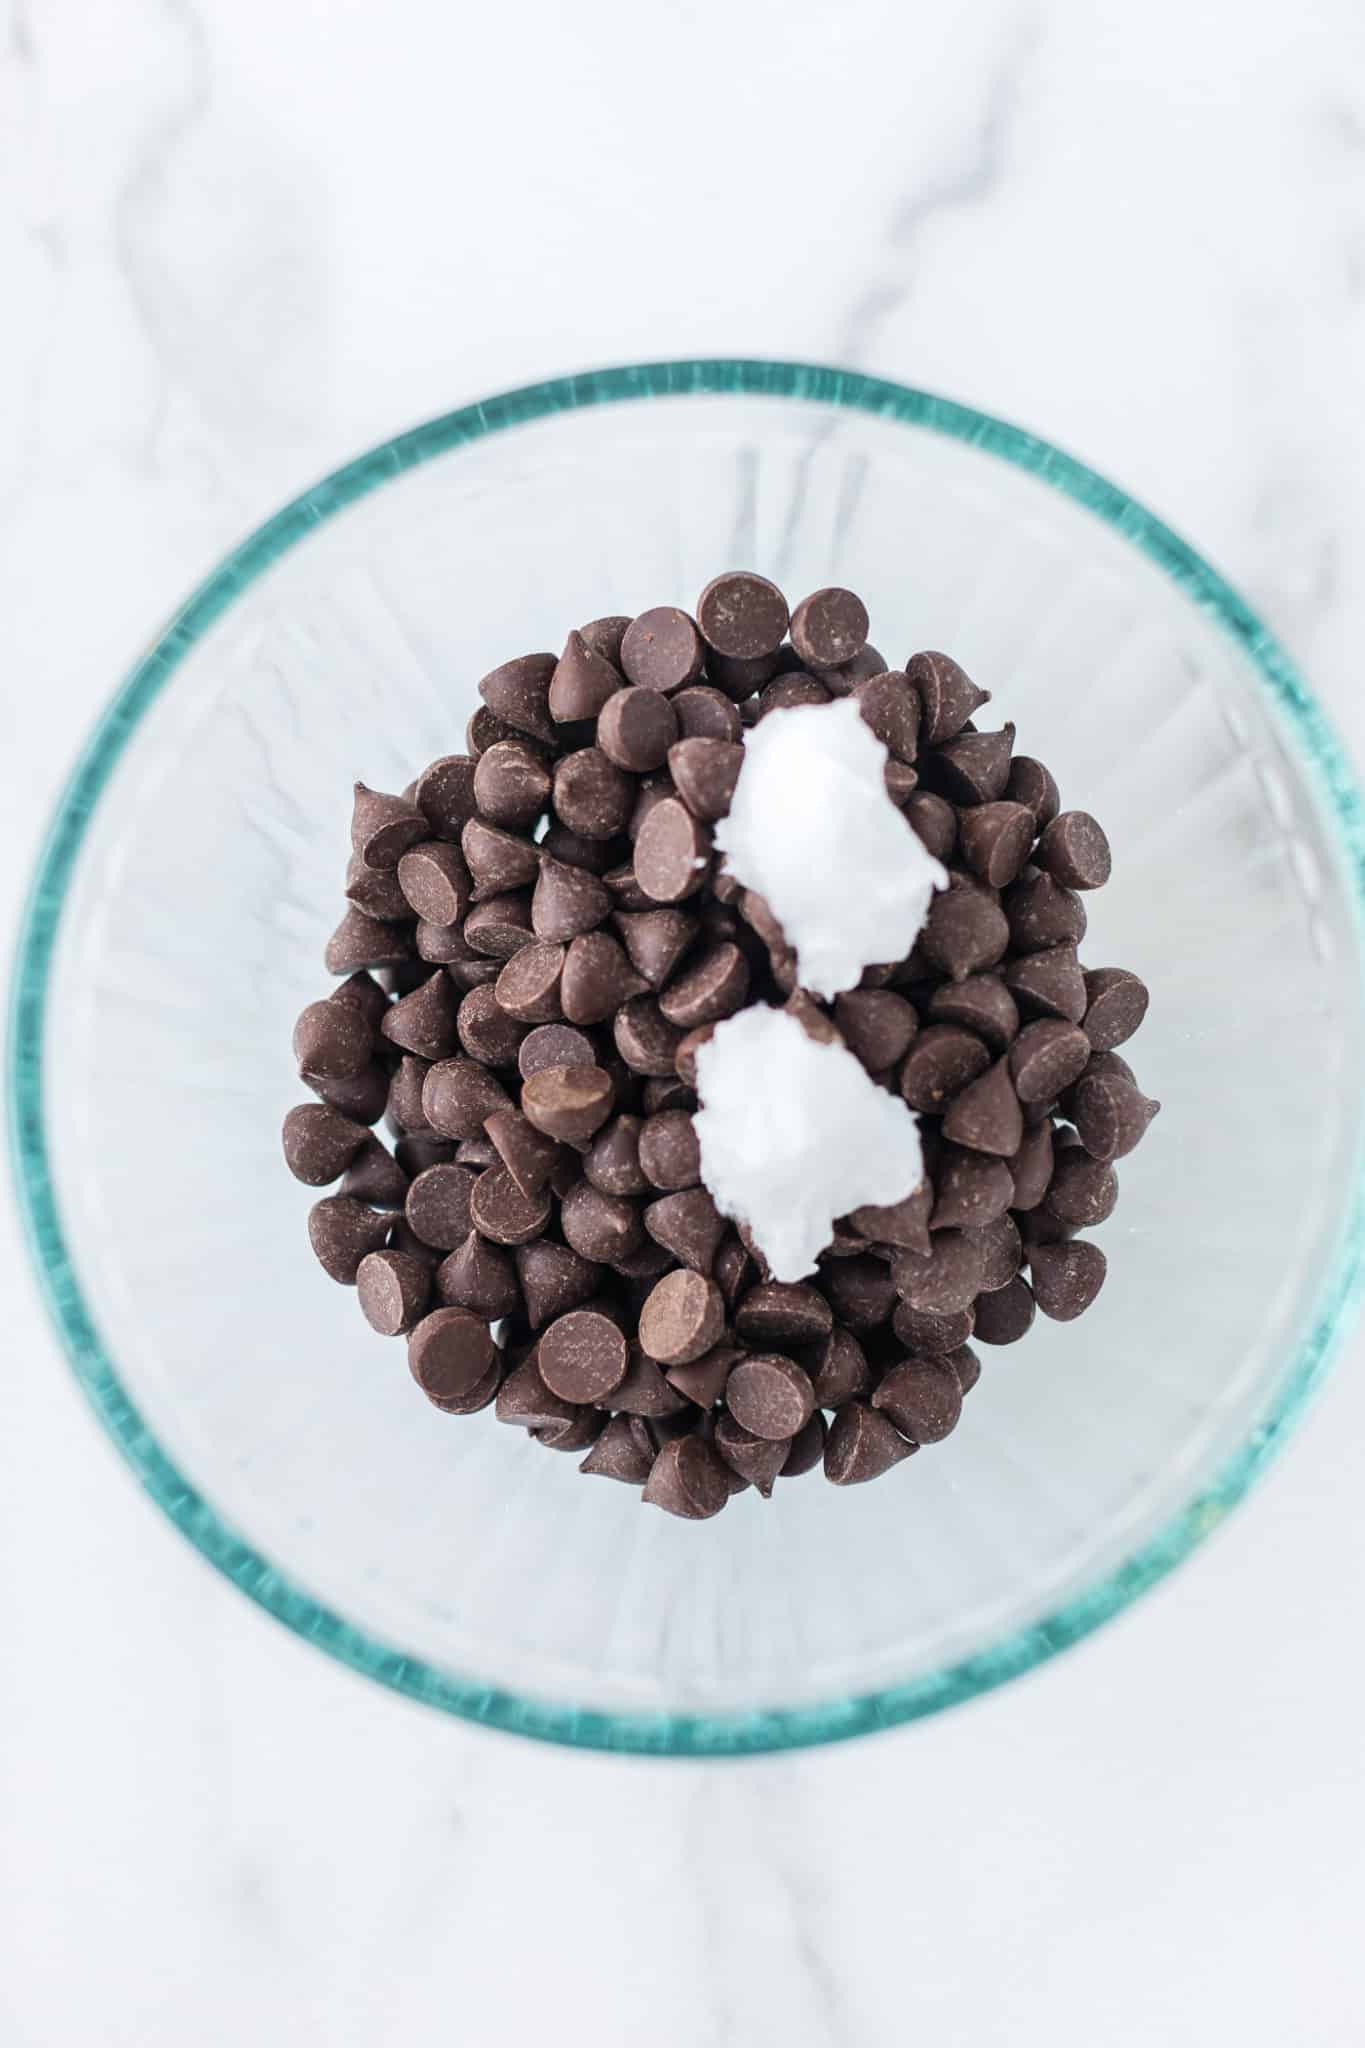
[10,361,1365,1756]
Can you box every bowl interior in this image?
[16,366,1365,1751]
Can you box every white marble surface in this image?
[4,2,1365,2041]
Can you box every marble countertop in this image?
[4,3,1365,2041]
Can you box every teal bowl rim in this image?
[9,358,1365,1756]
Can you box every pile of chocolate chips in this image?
[283,573,1158,1520]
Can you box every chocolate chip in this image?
[350,782,428,870]
[345,851,414,921]
[454,983,524,1068]
[872,1359,962,1444]
[824,1402,915,1485]
[696,571,789,660]
[455,1135,499,1168]
[1003,871,1087,954]
[293,998,373,1080]
[556,931,650,1027]
[621,609,705,693]
[671,686,743,742]
[395,841,472,927]
[1070,1073,1159,1161]
[538,1310,630,1404]
[518,1024,598,1080]
[892,1302,974,1354]
[339,1138,410,1208]
[422,1057,511,1139]
[957,801,1035,888]
[930,1145,1014,1230]
[927,974,1019,1051]
[559,1179,644,1264]
[790,587,869,669]
[906,651,990,744]
[579,1413,655,1484]
[818,1255,897,1332]
[1082,967,1149,1051]
[384,1055,430,1135]
[735,1282,833,1346]
[551,747,635,840]
[481,1107,561,1199]
[534,1408,606,1453]
[712,1411,788,1496]
[667,737,744,824]
[798,1326,867,1408]
[548,630,623,725]
[905,791,958,861]
[282,1102,370,1185]
[920,886,1010,982]
[638,1269,725,1365]
[380,970,460,1061]
[900,1023,992,1112]
[892,1230,985,1315]
[612,908,697,990]
[1044,1150,1118,1227]
[941,1057,1024,1157]
[1004,944,1088,1024]
[832,990,918,1071]
[477,652,557,746]
[469,1164,552,1246]
[414,754,478,838]
[635,1110,700,1191]
[495,1356,580,1431]
[486,941,562,1027]
[611,1346,693,1415]
[656,941,749,1030]
[969,1212,1023,1293]
[603,861,653,913]
[404,1162,478,1249]
[582,1114,647,1197]
[884,760,919,806]
[642,1434,729,1519]
[526,860,607,946]
[1005,756,1060,828]
[666,1346,739,1410]
[1008,1122,1055,1211]
[520,1063,613,1142]
[614,995,686,1077]
[356,1249,431,1335]
[756,673,832,719]
[1027,1239,1107,1321]
[704,647,781,700]
[848,1182,934,1257]
[633,798,712,904]
[929,723,1016,806]
[1037,810,1111,890]
[435,1232,520,1319]
[643,1075,694,1115]
[972,1276,1036,1344]
[461,818,541,901]
[643,1187,726,1274]
[514,1239,602,1328]
[578,615,632,667]
[407,1306,498,1405]
[307,1196,392,1282]
[1008,1019,1091,1105]
[726,1354,815,1441]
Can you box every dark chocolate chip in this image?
[357,1249,431,1335]
[696,571,789,660]
[530,857,611,944]
[621,609,705,694]
[482,1107,562,1198]
[819,1254,898,1331]
[577,615,632,667]
[927,974,1019,1051]
[806,1326,871,1407]
[489,941,564,1026]
[930,1145,1014,1230]
[666,1345,740,1410]
[518,1023,599,1079]
[929,723,1016,805]
[293,998,374,1080]
[350,782,428,870]
[891,1230,985,1314]
[470,746,550,837]
[1004,871,1088,953]
[548,630,623,725]
[584,1114,648,1196]
[638,1269,725,1365]
[667,737,744,823]
[613,908,698,990]
[656,941,749,1029]
[539,1310,630,1404]
[396,842,473,927]
[559,1179,644,1264]
[1005,756,1060,828]
[552,748,635,840]
[633,798,712,904]
[404,1162,478,1249]
[642,1435,729,1519]
[386,1055,432,1134]
[477,652,557,746]
[904,790,958,861]
[920,886,1010,982]
[579,1413,655,1484]
[380,970,460,1061]
[941,1057,1024,1157]
[614,996,686,1077]
[520,1063,614,1142]
[1044,1150,1119,1226]
[1037,810,1111,890]
[495,1356,580,1431]
[968,1212,1023,1292]
[422,1057,512,1139]
[1082,967,1149,1051]
[643,1187,726,1274]
[339,1138,410,1208]
[1009,1019,1091,1104]
[671,686,744,742]
[906,651,991,744]
[282,1102,370,1185]
[892,1300,975,1353]
[611,1346,693,1416]
[847,1182,934,1255]
[779,1409,828,1476]
[457,983,527,1067]
[558,932,649,1026]
[1027,1239,1107,1321]
[1008,1121,1055,1211]
[469,1164,552,1246]
[972,1276,1036,1344]
[833,990,918,1071]
[636,1110,700,1190]
[306,1196,392,1283]
[790,587,869,669]
[1070,1073,1159,1161]
[345,851,414,922]
[713,1411,788,1496]
[726,1354,815,1441]
[1004,945,1088,1024]
[461,818,541,900]
[414,754,478,838]
[735,1281,833,1346]
[436,1232,521,1320]
[824,1402,915,1485]
[852,671,919,762]
[514,1239,602,1329]
[957,800,1036,888]
[408,1306,498,1403]
[900,1023,992,1112]
[872,1359,962,1444]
